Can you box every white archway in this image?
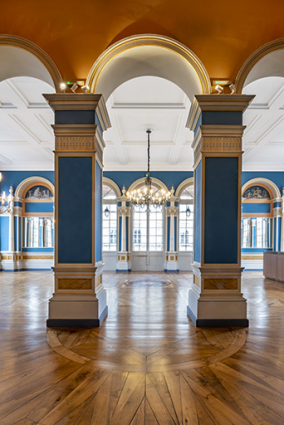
[236,38,284,93]
[86,34,211,103]
[0,35,62,91]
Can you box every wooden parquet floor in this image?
[0,271,284,424]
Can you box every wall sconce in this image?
[186,206,191,217]
[104,206,110,218]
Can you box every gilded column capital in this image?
[187,94,255,131]
[43,93,111,132]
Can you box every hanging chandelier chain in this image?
[126,129,172,207]
[147,129,151,177]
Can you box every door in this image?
[131,204,164,271]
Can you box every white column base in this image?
[187,288,248,327]
[116,252,131,272]
[47,262,107,327]
[0,252,22,271]
[188,263,249,327]
[47,285,108,327]
[164,261,179,272]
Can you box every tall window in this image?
[241,217,272,248]
[102,184,117,251]
[179,185,194,251]
[24,217,54,248]
[132,184,164,252]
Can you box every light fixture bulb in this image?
[60,82,67,92]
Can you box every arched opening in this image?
[241,178,281,270]
[238,40,284,273]
[0,37,59,271]
[89,35,209,273]
[87,34,211,102]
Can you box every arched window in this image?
[241,183,274,249]
[102,183,118,251]
[178,184,194,251]
[22,183,54,249]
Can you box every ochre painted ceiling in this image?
[1,0,284,83]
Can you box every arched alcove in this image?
[86,34,211,103]
[0,35,62,91]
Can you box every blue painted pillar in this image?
[44,93,111,327]
[187,94,254,327]
[251,219,256,248]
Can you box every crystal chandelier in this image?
[126,130,172,206]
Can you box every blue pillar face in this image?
[204,157,239,264]
[194,162,202,263]
[95,162,102,263]
[58,156,93,264]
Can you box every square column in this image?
[44,94,110,327]
[187,94,254,327]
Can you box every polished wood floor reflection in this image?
[0,271,284,424]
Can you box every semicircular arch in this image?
[241,178,281,200]
[102,177,121,198]
[175,177,194,198]
[15,177,54,200]
[86,34,211,103]
[236,38,284,93]
[0,35,62,91]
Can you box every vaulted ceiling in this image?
[1,0,284,84]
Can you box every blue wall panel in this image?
[0,217,9,251]
[0,171,54,195]
[194,163,202,263]
[204,157,238,264]
[58,157,92,264]
[242,203,270,214]
[25,203,54,213]
[14,217,17,251]
[95,161,102,263]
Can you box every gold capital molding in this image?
[52,125,105,161]
[118,206,129,216]
[191,126,245,169]
[43,93,111,132]
[187,94,255,131]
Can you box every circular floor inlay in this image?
[124,280,171,287]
